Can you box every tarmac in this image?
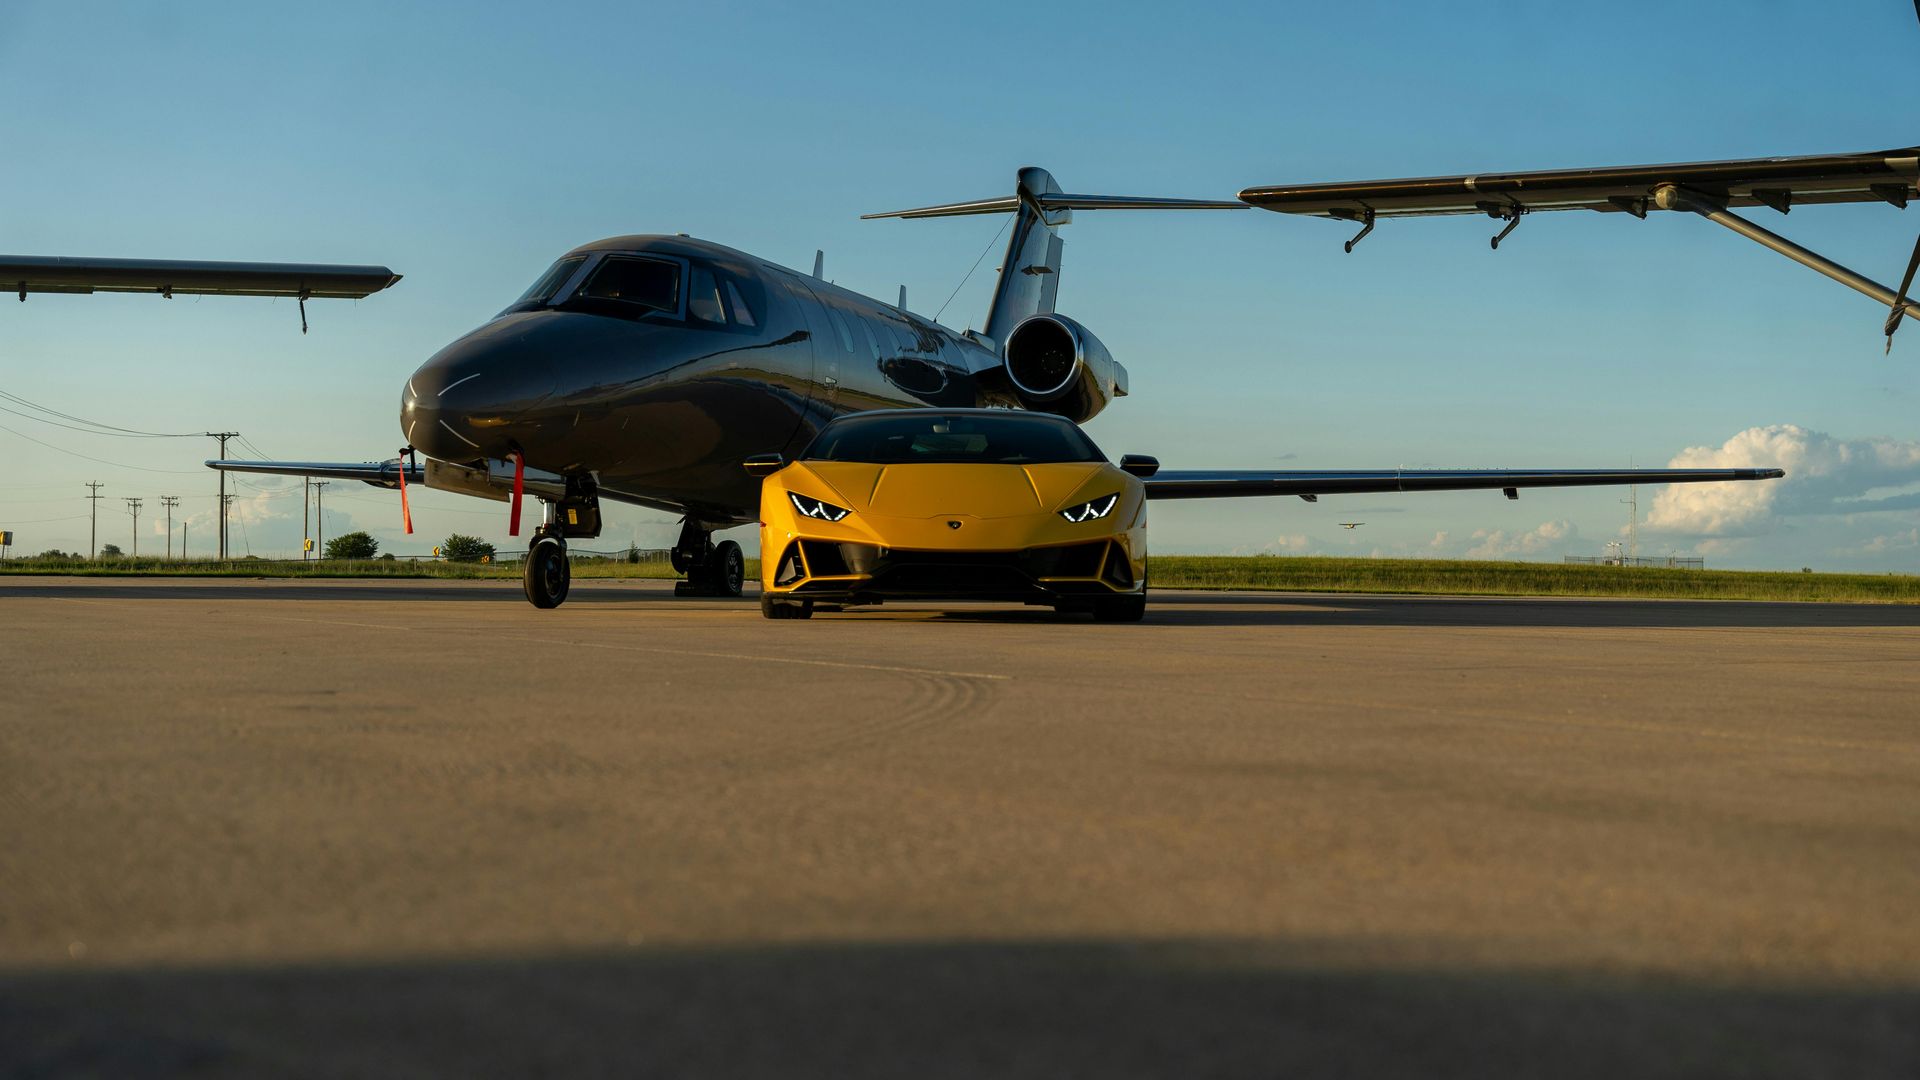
[1,575,1917,1078]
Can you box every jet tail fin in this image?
[863,167,1243,343]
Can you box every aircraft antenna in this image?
[934,214,1012,325]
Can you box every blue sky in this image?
[4,0,1919,570]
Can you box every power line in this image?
[0,389,200,437]
[0,422,206,474]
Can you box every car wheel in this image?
[711,540,745,597]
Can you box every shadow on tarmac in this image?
[2,940,1913,1079]
[7,579,1920,628]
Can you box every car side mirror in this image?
[742,453,786,477]
[1119,454,1159,478]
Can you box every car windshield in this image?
[805,412,1105,465]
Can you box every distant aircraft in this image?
[206,167,1779,608]
[1339,523,1364,530]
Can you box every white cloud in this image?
[1836,528,1920,558]
[1645,425,1920,538]
[1464,519,1576,560]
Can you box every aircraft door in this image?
[782,278,843,412]
[772,275,838,452]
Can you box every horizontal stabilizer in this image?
[1143,467,1784,501]
[209,459,420,489]
[862,193,1246,220]
[4,256,401,298]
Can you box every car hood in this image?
[797,462,1113,519]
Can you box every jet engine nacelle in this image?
[1001,313,1129,424]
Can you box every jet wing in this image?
[1143,467,1782,501]
[2,255,401,298]
[1238,148,1920,219]
[209,459,420,490]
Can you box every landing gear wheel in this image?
[710,540,745,598]
[524,537,570,609]
[760,594,813,620]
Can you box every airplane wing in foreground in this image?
[1239,147,1920,344]
[209,459,421,490]
[3,256,400,298]
[1142,467,1783,501]
[1238,148,1920,221]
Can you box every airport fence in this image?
[1563,555,1705,570]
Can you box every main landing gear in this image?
[671,520,745,598]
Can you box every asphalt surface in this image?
[2,576,1917,1078]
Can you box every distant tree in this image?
[35,549,71,560]
[442,534,496,563]
[98,544,123,558]
[379,552,396,561]
[625,543,641,564]
[324,531,379,560]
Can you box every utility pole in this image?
[159,496,180,560]
[207,432,238,559]
[124,497,143,559]
[85,482,105,558]
[1620,485,1639,563]
[303,476,312,560]
[313,481,330,558]
[182,521,188,560]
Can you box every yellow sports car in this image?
[746,409,1155,621]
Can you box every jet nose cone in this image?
[402,314,561,461]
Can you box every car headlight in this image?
[789,492,852,522]
[1059,493,1119,523]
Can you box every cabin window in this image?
[725,281,758,327]
[859,318,881,360]
[827,306,855,353]
[576,256,681,315]
[689,267,725,324]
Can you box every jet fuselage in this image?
[401,235,1011,525]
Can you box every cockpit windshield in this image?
[576,256,681,315]
[804,412,1105,465]
[513,255,586,307]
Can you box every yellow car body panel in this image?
[759,460,1148,607]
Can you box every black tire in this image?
[524,538,570,609]
[1092,592,1146,623]
[711,539,745,597]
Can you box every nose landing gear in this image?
[671,520,746,598]
[524,530,570,609]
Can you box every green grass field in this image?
[5,552,1916,603]
[1147,556,1920,604]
